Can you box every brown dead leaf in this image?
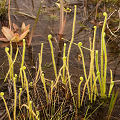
[1,22,30,43]
[21,23,30,33]
[1,27,14,41]
[19,29,29,41]
[13,23,19,32]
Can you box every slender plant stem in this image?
[8,0,11,30]
[67,5,77,68]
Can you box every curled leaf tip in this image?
[22,66,26,70]
[0,92,4,96]
[103,12,107,17]
[15,74,17,78]
[19,88,22,91]
[96,50,98,54]
[23,39,25,42]
[48,34,52,40]
[78,42,82,47]
[64,43,66,47]
[29,82,33,86]
[80,77,83,81]
[36,111,39,115]
[5,47,9,52]
[42,73,44,77]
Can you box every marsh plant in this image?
[0,5,116,120]
[0,0,7,16]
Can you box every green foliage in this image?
[0,3,117,119]
[4,44,19,82]
[78,77,83,108]
[0,92,11,120]
[48,34,58,79]
[13,74,17,120]
[0,0,7,16]
[107,91,118,120]
[78,42,90,104]
[101,12,107,97]
[67,5,77,68]
[41,73,48,104]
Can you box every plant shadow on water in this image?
[0,0,120,120]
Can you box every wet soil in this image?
[0,0,120,119]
